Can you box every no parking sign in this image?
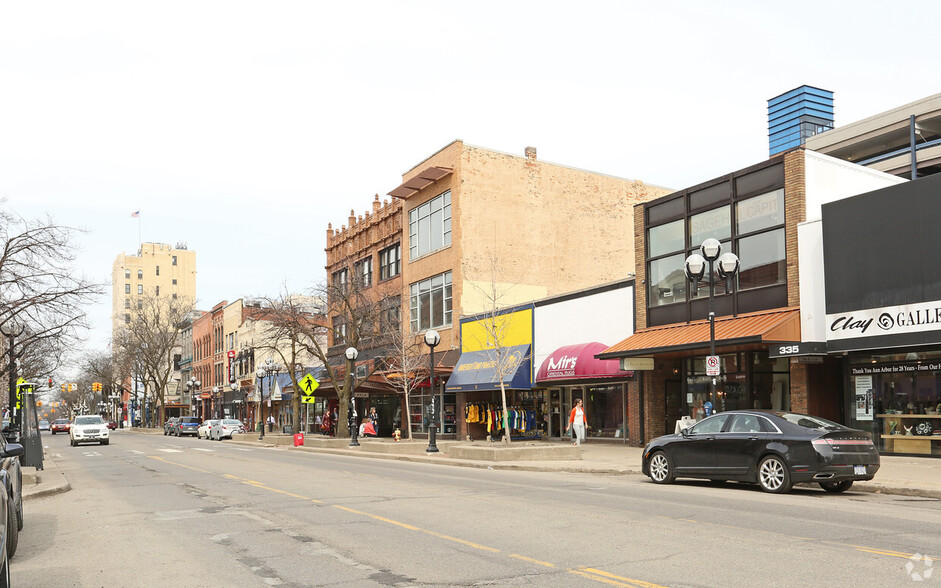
[705,355,720,376]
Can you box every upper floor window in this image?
[125,299,130,309]
[172,255,178,266]
[125,269,130,279]
[409,271,452,332]
[354,257,372,288]
[409,190,451,260]
[137,284,143,295]
[380,296,401,332]
[125,283,131,294]
[333,317,347,346]
[379,244,401,280]
[155,285,160,296]
[137,270,143,279]
[172,279,177,285]
[332,268,348,293]
[156,265,160,276]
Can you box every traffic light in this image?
[68,383,76,392]
[61,383,66,393]
[48,377,53,388]
[92,382,101,392]
[37,401,42,407]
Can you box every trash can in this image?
[293,433,305,447]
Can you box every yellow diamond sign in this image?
[298,373,319,404]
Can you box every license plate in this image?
[854,465,867,475]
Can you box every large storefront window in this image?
[580,384,626,439]
[738,229,786,290]
[685,350,789,418]
[847,351,941,456]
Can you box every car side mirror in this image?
[3,443,24,457]
[680,427,691,438]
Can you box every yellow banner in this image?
[461,308,532,352]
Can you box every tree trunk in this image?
[500,382,512,443]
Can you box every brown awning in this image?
[388,166,453,199]
[598,307,801,358]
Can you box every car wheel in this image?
[648,451,675,484]
[70,438,76,447]
[757,455,792,493]
[819,480,853,493]
[164,429,168,436]
[6,497,18,559]
[51,431,55,435]
[101,439,110,446]
[0,532,9,588]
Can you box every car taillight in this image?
[812,438,874,447]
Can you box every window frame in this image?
[409,271,453,332]
[408,190,452,260]
[379,243,401,280]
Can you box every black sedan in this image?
[642,411,880,494]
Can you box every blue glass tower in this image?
[768,86,834,156]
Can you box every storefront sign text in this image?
[851,363,941,375]
[826,298,941,341]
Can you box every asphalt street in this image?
[14,430,941,587]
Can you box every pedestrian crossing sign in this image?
[298,373,319,404]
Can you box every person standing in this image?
[368,407,379,435]
[566,398,587,446]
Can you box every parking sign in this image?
[706,355,720,376]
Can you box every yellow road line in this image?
[147,456,209,473]
[569,569,646,587]
[422,530,501,553]
[509,554,555,567]
[853,547,915,559]
[581,567,669,588]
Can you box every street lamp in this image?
[185,377,201,419]
[212,386,220,419]
[229,382,237,421]
[684,238,740,414]
[256,357,280,441]
[345,347,359,447]
[1,319,25,438]
[424,329,441,453]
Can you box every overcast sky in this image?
[2,1,939,359]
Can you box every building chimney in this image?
[525,146,537,160]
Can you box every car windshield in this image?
[221,420,241,425]
[777,412,844,430]
[55,419,69,424]
[74,416,105,426]
[180,417,200,424]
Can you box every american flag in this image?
[130,211,140,218]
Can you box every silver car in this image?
[209,419,245,441]
[70,415,110,446]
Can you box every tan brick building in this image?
[111,242,196,338]
[387,140,672,438]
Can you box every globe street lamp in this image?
[185,377,201,419]
[229,382,238,421]
[1,319,25,437]
[684,238,740,414]
[424,330,441,453]
[345,347,359,447]
[212,386,220,419]
[256,357,280,441]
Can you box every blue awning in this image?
[445,344,532,392]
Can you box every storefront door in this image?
[665,380,683,434]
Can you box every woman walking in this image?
[566,398,587,446]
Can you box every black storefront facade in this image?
[822,172,941,457]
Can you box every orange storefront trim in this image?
[599,307,801,358]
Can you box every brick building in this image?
[600,149,902,444]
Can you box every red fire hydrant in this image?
[393,428,401,442]
[293,433,305,447]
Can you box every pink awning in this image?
[536,342,631,383]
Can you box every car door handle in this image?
[748,436,759,441]
[706,436,716,441]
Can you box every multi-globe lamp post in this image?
[424,329,440,453]
[185,377,201,419]
[684,237,740,414]
[345,347,359,447]
[256,357,280,441]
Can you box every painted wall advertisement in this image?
[854,375,874,421]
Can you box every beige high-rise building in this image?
[111,243,197,338]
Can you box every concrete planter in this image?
[449,442,581,461]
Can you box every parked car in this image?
[642,410,881,494]
[38,420,50,432]
[209,419,246,440]
[50,419,70,435]
[172,416,201,437]
[0,469,11,586]
[70,415,110,447]
[197,420,219,439]
[0,432,24,562]
[106,421,118,430]
[163,417,179,436]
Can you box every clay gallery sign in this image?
[826,300,941,341]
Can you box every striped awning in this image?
[598,307,801,358]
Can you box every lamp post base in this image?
[350,429,360,447]
[426,424,439,453]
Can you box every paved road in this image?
[15,430,941,587]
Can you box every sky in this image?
[2,1,939,360]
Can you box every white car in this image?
[70,415,110,446]
[209,419,245,440]
[197,420,219,439]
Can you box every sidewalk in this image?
[28,429,941,500]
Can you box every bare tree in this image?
[380,309,425,440]
[255,287,326,435]
[462,256,532,443]
[113,293,194,426]
[0,203,104,392]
